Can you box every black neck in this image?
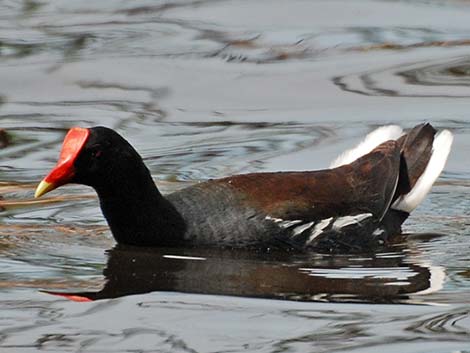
[95,167,186,246]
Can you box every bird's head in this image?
[35,126,143,197]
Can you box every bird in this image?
[34,123,453,253]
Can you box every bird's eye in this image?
[90,149,102,159]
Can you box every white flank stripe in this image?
[292,222,315,236]
[330,125,403,168]
[279,220,303,229]
[332,213,373,229]
[392,129,453,213]
[372,228,385,236]
[163,255,207,261]
[307,217,333,243]
[265,216,283,223]
[266,216,303,229]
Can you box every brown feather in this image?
[212,140,401,222]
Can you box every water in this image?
[1,0,470,352]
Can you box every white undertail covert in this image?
[330,125,403,168]
[392,129,453,213]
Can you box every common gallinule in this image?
[35,123,453,252]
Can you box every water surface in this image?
[1,0,470,352]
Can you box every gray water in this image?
[1,0,470,352]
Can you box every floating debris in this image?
[0,129,9,148]
[352,39,470,52]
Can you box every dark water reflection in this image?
[44,241,445,304]
[2,0,470,352]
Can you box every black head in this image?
[73,127,145,188]
[35,126,148,197]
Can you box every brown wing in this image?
[217,140,401,222]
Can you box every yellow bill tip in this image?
[34,180,56,198]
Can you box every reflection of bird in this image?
[35,123,452,252]
[42,244,445,302]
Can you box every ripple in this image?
[7,0,470,67]
[408,308,470,336]
[334,56,470,98]
[137,121,335,180]
[1,1,470,352]
[400,58,470,87]
[0,122,334,184]
[2,291,470,353]
[300,266,417,280]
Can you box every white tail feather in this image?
[391,129,453,213]
[329,125,403,168]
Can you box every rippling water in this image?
[1,0,470,352]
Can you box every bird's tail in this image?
[390,123,453,213]
[327,123,453,246]
[330,123,453,217]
